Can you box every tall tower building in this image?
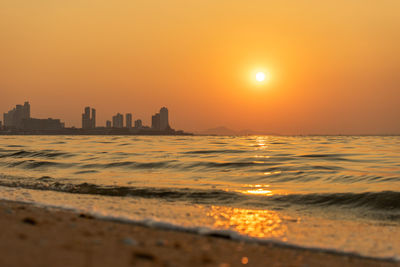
[152,113,160,130]
[112,113,123,128]
[23,102,30,120]
[82,107,90,129]
[126,113,132,128]
[159,107,169,130]
[15,105,23,128]
[84,107,90,120]
[82,107,96,129]
[91,108,96,128]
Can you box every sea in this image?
[0,135,399,260]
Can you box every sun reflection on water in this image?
[207,206,287,238]
[243,188,273,195]
[254,136,268,150]
[237,184,288,196]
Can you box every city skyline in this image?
[1,101,173,132]
[1,100,400,135]
[1,101,179,130]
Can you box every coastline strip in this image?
[0,199,397,267]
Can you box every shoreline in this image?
[0,199,397,267]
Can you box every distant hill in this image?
[195,126,276,136]
[195,126,237,136]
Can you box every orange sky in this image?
[1,0,399,134]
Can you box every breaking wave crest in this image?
[0,176,398,215]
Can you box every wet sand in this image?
[0,200,397,267]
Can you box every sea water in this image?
[0,135,399,259]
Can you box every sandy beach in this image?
[0,200,397,267]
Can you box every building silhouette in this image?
[160,107,169,130]
[82,107,89,128]
[112,113,123,128]
[82,107,96,129]
[83,107,96,129]
[126,113,132,128]
[106,120,111,128]
[92,109,96,128]
[152,113,160,130]
[3,101,30,128]
[3,102,64,130]
[151,107,169,130]
[134,119,142,128]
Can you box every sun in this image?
[248,69,271,87]
[256,72,266,82]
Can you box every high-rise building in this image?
[134,119,142,128]
[151,107,170,131]
[106,120,111,128]
[126,113,132,128]
[3,101,31,128]
[159,107,169,130]
[151,113,160,130]
[23,102,30,119]
[82,107,96,129]
[112,113,123,128]
[83,107,90,127]
[91,108,96,128]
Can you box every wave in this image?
[5,160,72,169]
[298,153,357,162]
[0,150,72,159]
[0,177,399,214]
[193,161,270,168]
[2,159,287,171]
[183,149,246,154]
[0,157,397,189]
[269,191,400,211]
[0,179,239,202]
[80,160,176,169]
